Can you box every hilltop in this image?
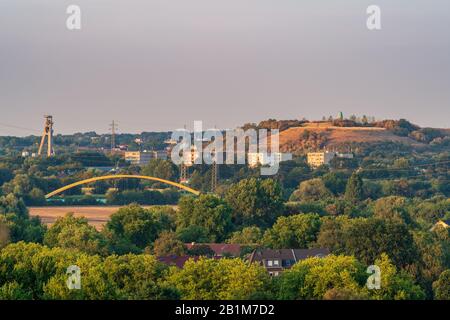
[246,118,450,154]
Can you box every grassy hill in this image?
[275,122,425,154]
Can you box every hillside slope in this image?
[276,124,423,154]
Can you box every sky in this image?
[0,0,449,136]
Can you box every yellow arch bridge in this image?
[45,174,201,199]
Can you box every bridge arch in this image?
[45,174,201,199]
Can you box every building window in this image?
[273,260,279,266]
[267,260,273,267]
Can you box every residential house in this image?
[248,248,330,276]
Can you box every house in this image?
[248,248,330,276]
[184,243,242,257]
[431,219,450,231]
[124,150,168,165]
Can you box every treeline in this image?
[1,172,449,299]
[3,241,444,300]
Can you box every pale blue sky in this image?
[0,0,449,135]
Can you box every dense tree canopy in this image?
[225,178,284,228]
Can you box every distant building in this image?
[307,151,336,168]
[247,152,292,168]
[307,151,353,168]
[124,150,167,165]
[248,248,330,276]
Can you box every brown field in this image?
[277,125,423,150]
[29,206,176,230]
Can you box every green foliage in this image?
[226,226,263,245]
[432,270,450,300]
[164,257,271,300]
[225,178,284,228]
[176,195,233,242]
[141,159,177,181]
[44,213,108,255]
[274,255,367,300]
[103,204,174,253]
[322,172,348,195]
[153,231,185,257]
[0,242,175,300]
[317,217,419,269]
[369,254,426,300]
[176,225,210,243]
[0,220,10,248]
[0,194,46,243]
[344,172,365,203]
[263,214,321,249]
[290,178,332,202]
[372,196,412,224]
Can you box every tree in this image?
[176,225,210,243]
[368,254,425,300]
[164,257,271,300]
[290,178,333,202]
[433,270,450,300]
[153,231,185,257]
[103,204,166,253]
[0,219,10,248]
[176,195,233,242]
[345,172,364,203]
[226,226,262,245]
[142,159,176,181]
[345,218,419,268]
[225,178,284,228]
[317,217,419,269]
[263,214,321,249]
[274,255,367,300]
[372,196,411,224]
[322,172,348,196]
[44,213,108,255]
[0,194,46,243]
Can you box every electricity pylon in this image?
[211,160,218,193]
[38,115,55,157]
[109,120,118,153]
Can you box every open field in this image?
[276,125,423,153]
[29,206,176,230]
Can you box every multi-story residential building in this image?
[124,150,167,165]
[307,151,353,168]
[307,151,336,168]
[247,152,292,168]
[248,248,330,276]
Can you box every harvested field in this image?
[29,206,176,230]
[275,125,423,153]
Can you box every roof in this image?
[184,243,242,257]
[248,248,330,264]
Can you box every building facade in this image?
[124,150,167,165]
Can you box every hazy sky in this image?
[1,0,449,135]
